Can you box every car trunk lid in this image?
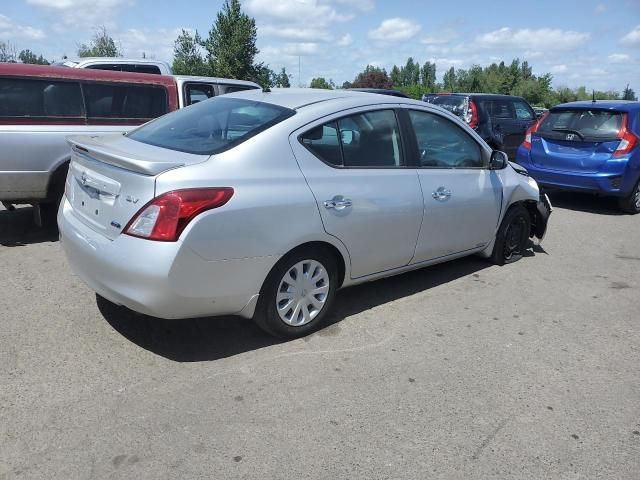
[65,134,209,240]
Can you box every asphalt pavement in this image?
[0,192,638,479]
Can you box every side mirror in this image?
[489,150,508,170]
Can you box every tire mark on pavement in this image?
[471,416,511,460]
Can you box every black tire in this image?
[40,165,68,230]
[490,204,531,265]
[253,247,338,339]
[618,180,640,215]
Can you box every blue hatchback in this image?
[515,101,640,213]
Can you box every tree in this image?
[251,63,275,88]
[351,65,393,89]
[442,67,456,91]
[18,49,49,65]
[172,29,208,75]
[77,26,121,57]
[273,67,291,88]
[310,77,334,89]
[622,83,637,101]
[420,61,436,90]
[203,0,258,80]
[390,65,401,87]
[0,41,17,63]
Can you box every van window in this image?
[86,64,162,74]
[221,85,258,94]
[185,83,215,105]
[488,100,514,119]
[0,78,83,118]
[83,83,167,121]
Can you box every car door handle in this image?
[432,187,452,201]
[324,199,353,210]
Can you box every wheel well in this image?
[280,241,347,287]
[45,160,69,202]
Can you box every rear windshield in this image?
[424,95,466,116]
[128,97,295,155]
[538,109,623,140]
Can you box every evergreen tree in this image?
[18,49,49,65]
[172,29,208,76]
[622,84,637,101]
[203,0,258,79]
[77,26,121,57]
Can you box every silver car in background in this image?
[59,89,551,338]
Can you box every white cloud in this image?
[118,28,186,61]
[336,33,352,46]
[0,14,46,40]
[244,0,352,26]
[608,53,631,63]
[368,18,421,42]
[260,25,333,42]
[476,27,590,50]
[26,0,127,26]
[620,25,640,46]
[550,64,568,73]
[421,29,458,45]
[334,0,375,11]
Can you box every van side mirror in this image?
[489,150,508,170]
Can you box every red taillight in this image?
[613,113,638,158]
[467,99,478,129]
[124,188,234,242]
[522,111,549,151]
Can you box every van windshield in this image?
[128,97,295,155]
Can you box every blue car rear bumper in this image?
[515,146,638,197]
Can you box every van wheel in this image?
[618,180,640,214]
[253,247,338,339]
[491,205,531,265]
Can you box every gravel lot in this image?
[1,193,639,480]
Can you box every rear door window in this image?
[538,109,623,140]
[513,100,535,120]
[488,100,515,119]
[0,78,83,119]
[300,110,404,168]
[83,83,167,122]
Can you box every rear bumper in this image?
[58,198,275,319]
[516,148,637,197]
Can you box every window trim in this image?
[298,108,411,170]
[404,108,488,170]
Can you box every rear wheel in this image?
[618,180,640,215]
[253,247,338,339]
[490,205,531,265]
[40,164,68,230]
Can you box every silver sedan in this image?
[58,89,551,338]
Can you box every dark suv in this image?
[423,93,537,159]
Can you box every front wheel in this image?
[618,180,640,214]
[490,205,531,265]
[253,248,338,339]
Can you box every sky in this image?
[1,0,639,92]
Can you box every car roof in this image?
[173,75,260,88]
[551,100,640,112]
[0,63,176,86]
[223,87,420,110]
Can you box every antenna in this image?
[592,89,596,103]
